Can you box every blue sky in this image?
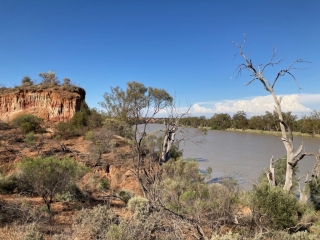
[1,0,319,117]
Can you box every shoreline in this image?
[223,128,320,138]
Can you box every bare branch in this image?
[245,78,259,86]
[261,47,285,73]
[271,59,311,89]
[293,143,303,159]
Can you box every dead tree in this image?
[160,106,190,163]
[233,35,310,191]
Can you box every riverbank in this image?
[223,128,320,138]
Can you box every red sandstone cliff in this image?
[0,86,85,122]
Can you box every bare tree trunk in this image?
[265,156,275,186]
[160,123,178,163]
[233,35,309,191]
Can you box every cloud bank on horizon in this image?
[188,94,320,118]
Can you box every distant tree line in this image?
[177,110,320,136]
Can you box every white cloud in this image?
[188,94,320,117]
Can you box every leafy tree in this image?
[262,111,277,131]
[85,128,114,166]
[100,81,173,196]
[101,81,172,126]
[18,156,88,213]
[209,113,232,130]
[232,111,248,130]
[248,115,264,130]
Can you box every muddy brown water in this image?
[142,124,320,189]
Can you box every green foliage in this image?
[232,111,248,130]
[23,222,43,240]
[17,156,88,212]
[55,185,83,202]
[209,113,232,130]
[104,218,156,240]
[39,71,60,86]
[55,121,71,137]
[98,177,110,191]
[103,118,132,138]
[13,114,43,133]
[73,205,118,239]
[67,103,105,135]
[21,76,34,87]
[263,230,319,240]
[100,81,172,126]
[118,189,135,204]
[70,102,91,129]
[127,196,150,219]
[0,174,18,193]
[259,155,299,189]
[23,131,37,146]
[251,183,305,230]
[154,159,239,222]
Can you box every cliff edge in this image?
[0,85,86,122]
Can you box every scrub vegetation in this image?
[1,51,320,239]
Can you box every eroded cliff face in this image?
[0,86,86,122]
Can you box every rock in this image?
[0,86,85,122]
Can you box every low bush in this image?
[251,183,305,230]
[0,174,18,194]
[55,121,71,138]
[127,196,150,219]
[72,205,118,239]
[17,156,88,212]
[12,114,43,134]
[118,189,134,204]
[98,177,110,191]
[153,159,240,228]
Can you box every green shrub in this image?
[98,177,110,191]
[263,230,319,240]
[23,222,43,240]
[154,159,239,223]
[127,196,150,219]
[103,118,132,138]
[0,174,18,193]
[23,131,37,146]
[251,183,305,230]
[13,114,43,133]
[70,102,91,129]
[73,205,118,239]
[17,156,88,212]
[55,121,71,137]
[118,190,134,204]
[259,155,299,190]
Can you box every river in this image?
[143,124,320,189]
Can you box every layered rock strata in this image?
[0,86,85,122]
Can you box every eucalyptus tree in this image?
[232,111,248,130]
[39,71,60,85]
[209,113,232,130]
[101,81,174,196]
[233,35,310,191]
